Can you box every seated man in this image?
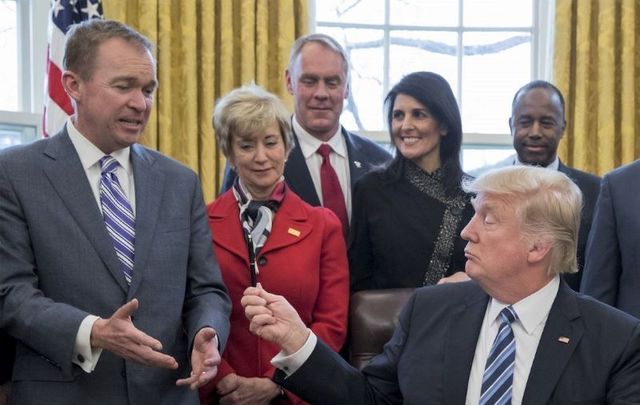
[242,166,640,404]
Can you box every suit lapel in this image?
[260,191,312,255]
[284,132,321,206]
[522,282,583,404]
[343,129,367,186]
[209,193,249,262]
[42,131,129,293]
[443,286,489,403]
[127,145,165,297]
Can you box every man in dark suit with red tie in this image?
[221,33,391,233]
[242,166,640,404]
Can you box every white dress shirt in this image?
[465,276,560,405]
[514,154,560,171]
[292,116,352,221]
[273,276,560,404]
[66,118,136,373]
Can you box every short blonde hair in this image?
[213,84,293,158]
[463,166,582,275]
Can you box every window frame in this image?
[0,0,49,141]
[311,0,556,153]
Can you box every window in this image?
[0,0,48,148]
[314,0,554,171]
[0,0,18,112]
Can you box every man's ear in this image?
[527,238,552,264]
[62,71,81,102]
[285,69,294,95]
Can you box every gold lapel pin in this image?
[288,228,300,237]
[558,336,570,344]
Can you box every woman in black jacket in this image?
[349,71,474,291]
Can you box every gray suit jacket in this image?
[0,129,231,404]
[581,159,640,319]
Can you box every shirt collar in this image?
[515,154,560,171]
[66,117,132,174]
[487,275,560,335]
[292,115,347,159]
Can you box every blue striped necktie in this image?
[99,155,135,285]
[480,305,519,405]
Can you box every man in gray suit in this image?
[0,19,230,404]
[581,159,640,319]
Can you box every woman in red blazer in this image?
[200,84,348,404]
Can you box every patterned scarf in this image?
[404,160,471,285]
[232,177,286,257]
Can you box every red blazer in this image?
[200,189,349,404]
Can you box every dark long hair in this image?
[384,71,464,197]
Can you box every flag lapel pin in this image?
[558,336,570,344]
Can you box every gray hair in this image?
[288,33,350,82]
[213,83,293,159]
[464,166,582,275]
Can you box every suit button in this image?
[258,256,267,266]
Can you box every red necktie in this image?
[317,144,349,235]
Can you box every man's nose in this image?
[128,89,147,112]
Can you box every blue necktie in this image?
[99,156,135,285]
[480,306,518,405]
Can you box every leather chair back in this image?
[349,288,414,370]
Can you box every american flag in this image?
[44,0,103,137]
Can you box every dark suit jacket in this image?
[275,281,640,404]
[581,159,640,319]
[0,129,231,404]
[221,126,392,206]
[557,162,601,290]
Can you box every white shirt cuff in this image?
[73,315,103,373]
[271,329,317,377]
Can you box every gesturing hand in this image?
[176,327,220,390]
[240,284,309,355]
[90,298,178,369]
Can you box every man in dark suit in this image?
[581,159,640,319]
[0,20,230,404]
[508,80,600,290]
[221,33,391,230]
[242,166,640,404]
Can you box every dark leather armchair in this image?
[348,288,414,370]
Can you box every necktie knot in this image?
[99,155,119,174]
[317,144,332,160]
[499,306,518,325]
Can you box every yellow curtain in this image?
[554,0,639,176]
[105,0,309,201]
